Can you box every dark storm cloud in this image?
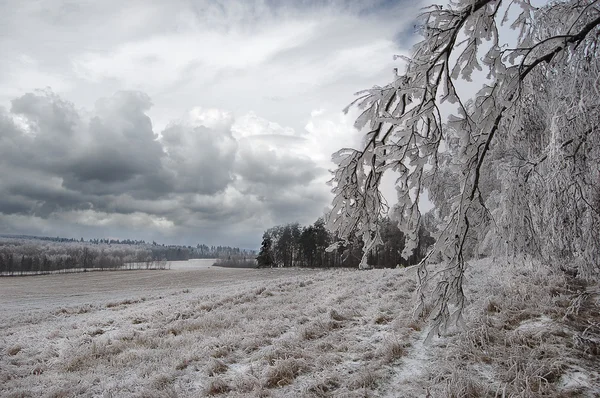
[62,91,166,195]
[0,89,330,244]
[7,178,92,215]
[11,91,79,135]
[3,90,163,181]
[0,196,34,216]
[161,122,237,195]
[0,90,203,216]
[1,90,173,203]
[235,136,322,187]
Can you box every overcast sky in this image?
[0,0,424,248]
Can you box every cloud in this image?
[0,0,422,247]
[235,143,319,187]
[0,89,334,246]
[3,90,168,201]
[233,111,322,187]
[161,108,237,195]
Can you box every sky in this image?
[0,0,425,249]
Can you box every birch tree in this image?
[327,0,600,335]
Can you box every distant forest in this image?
[256,217,435,269]
[0,214,436,275]
[0,235,255,276]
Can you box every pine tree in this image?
[256,233,274,268]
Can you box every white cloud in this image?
[232,111,298,139]
[0,55,72,103]
[0,0,423,247]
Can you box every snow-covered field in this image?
[1,259,599,397]
[1,260,213,318]
[0,260,316,327]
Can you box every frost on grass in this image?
[425,259,600,397]
[0,259,599,397]
[0,267,420,397]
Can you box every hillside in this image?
[1,258,599,397]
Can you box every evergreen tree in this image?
[256,232,274,268]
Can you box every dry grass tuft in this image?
[207,358,228,376]
[349,368,381,390]
[254,286,267,295]
[210,344,235,359]
[55,304,95,315]
[373,313,393,325]
[441,370,490,398]
[106,298,139,308]
[329,309,348,322]
[87,328,104,336]
[378,337,407,364]
[151,373,175,390]
[230,368,262,393]
[305,377,341,397]
[262,358,308,388]
[406,320,422,331]
[205,377,231,395]
[300,320,341,340]
[485,299,501,313]
[175,357,195,371]
[64,355,87,373]
[7,345,22,356]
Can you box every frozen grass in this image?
[0,258,598,397]
[424,258,600,398]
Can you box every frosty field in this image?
[1,259,599,397]
[0,259,279,321]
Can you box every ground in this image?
[1,258,599,397]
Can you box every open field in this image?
[0,260,318,325]
[1,258,599,397]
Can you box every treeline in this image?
[192,244,254,260]
[0,238,166,276]
[143,244,255,262]
[1,234,254,261]
[256,217,435,268]
[85,239,253,260]
[0,236,255,276]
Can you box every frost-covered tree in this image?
[327,0,600,335]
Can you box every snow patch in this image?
[515,315,553,333]
[382,328,432,397]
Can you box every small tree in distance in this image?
[327,0,600,336]
[256,232,274,268]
